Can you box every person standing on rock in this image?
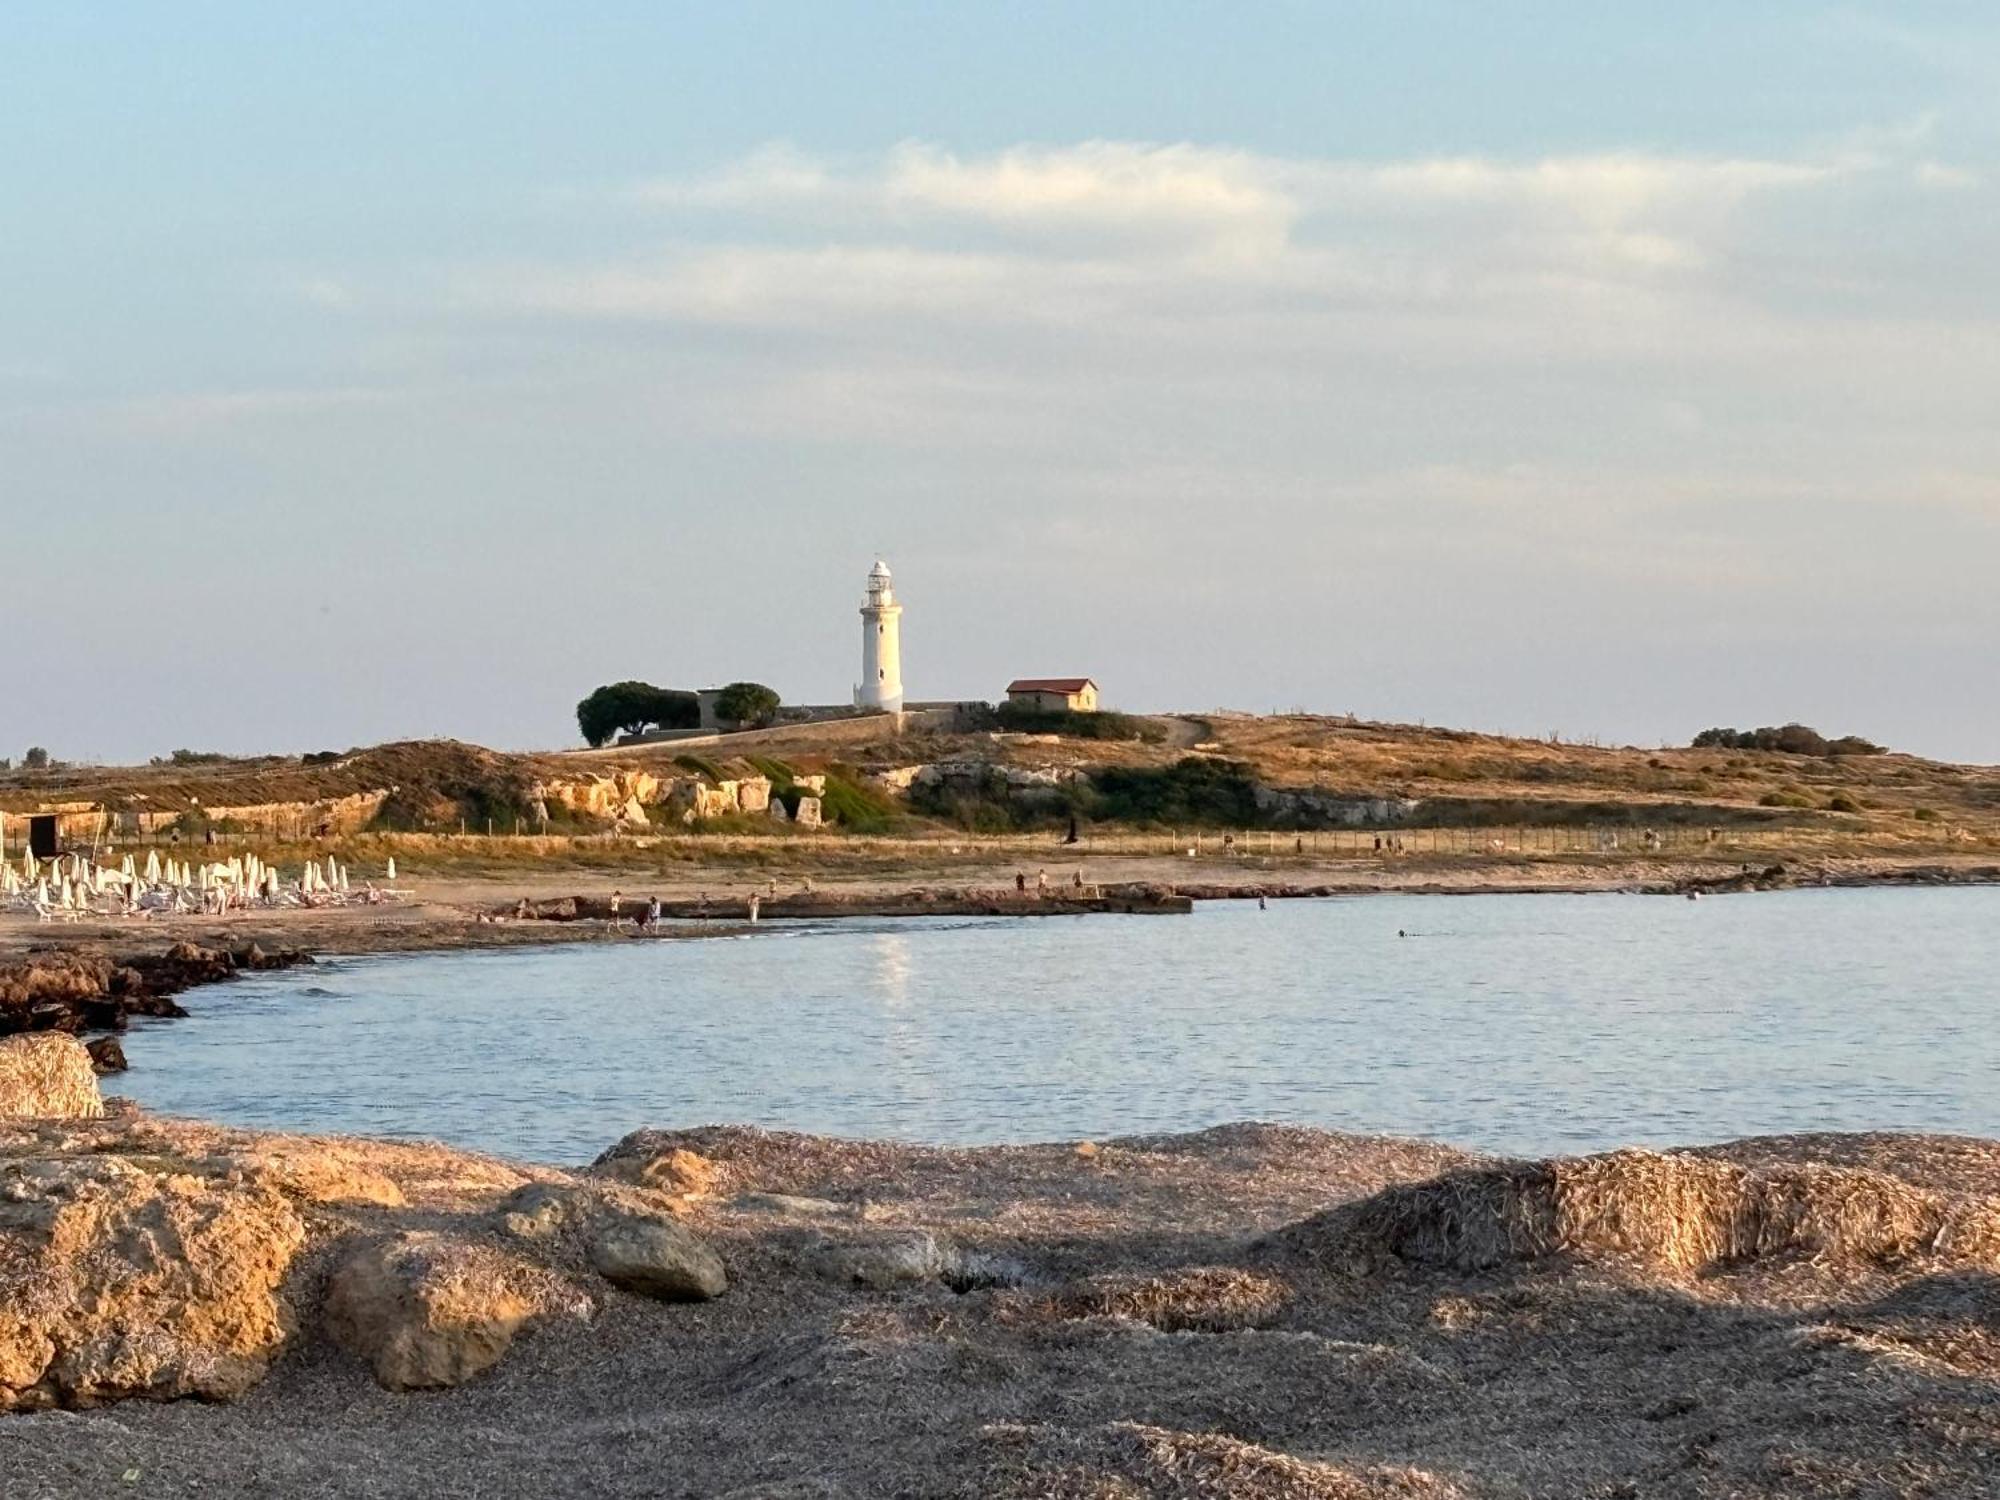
[644,896,661,930]
[610,890,623,922]
[1037,869,1049,897]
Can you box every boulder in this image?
[85,1037,128,1075]
[794,795,823,830]
[627,1147,722,1199]
[0,1160,304,1409]
[490,1180,728,1302]
[812,1229,959,1290]
[693,784,740,820]
[325,1231,590,1391]
[588,1214,729,1302]
[590,1134,727,1193]
[0,1033,105,1120]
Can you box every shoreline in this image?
[6,851,1996,981]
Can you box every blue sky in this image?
[4,4,1997,762]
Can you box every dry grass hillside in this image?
[4,716,1994,851]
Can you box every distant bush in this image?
[1758,790,1816,809]
[301,750,342,766]
[151,749,233,767]
[1092,758,1261,826]
[1691,725,1884,757]
[713,681,781,729]
[989,702,1162,742]
[1913,807,1942,822]
[576,682,700,747]
[22,747,50,771]
[904,770,1086,833]
[1825,792,1863,814]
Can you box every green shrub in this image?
[991,702,1161,742]
[1691,724,1884,757]
[1091,758,1261,826]
[152,749,234,767]
[1758,790,1815,809]
[1913,807,1942,822]
[714,681,781,728]
[818,766,899,833]
[1825,793,1863,814]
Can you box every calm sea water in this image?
[114,888,1999,1164]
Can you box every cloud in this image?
[628,139,1854,270]
[471,136,1934,349]
[1915,160,1981,190]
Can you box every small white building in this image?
[853,559,905,714]
[1006,678,1099,713]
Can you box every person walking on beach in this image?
[610,890,623,921]
[748,893,761,923]
[1037,868,1049,897]
[1015,872,1026,895]
[643,896,661,930]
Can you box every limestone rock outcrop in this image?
[0,1157,304,1409]
[589,1213,728,1301]
[0,1033,105,1120]
[325,1231,591,1391]
[492,1178,730,1302]
[811,1229,959,1290]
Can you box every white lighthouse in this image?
[854,558,905,714]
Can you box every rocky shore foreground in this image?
[4,1037,1999,1497]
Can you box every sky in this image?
[4,4,1997,764]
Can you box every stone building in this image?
[1005,678,1099,713]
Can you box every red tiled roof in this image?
[1006,678,1096,694]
